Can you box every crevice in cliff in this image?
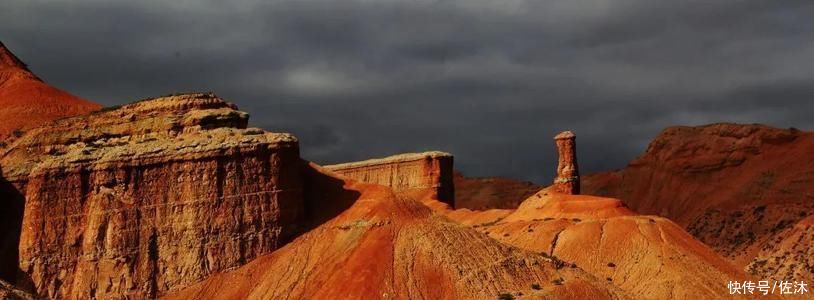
[147,229,158,298]
[549,228,565,256]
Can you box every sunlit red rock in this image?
[553,131,579,195]
[324,151,455,208]
[0,42,100,141]
[0,93,303,299]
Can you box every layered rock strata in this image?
[553,131,579,195]
[0,93,304,299]
[323,151,455,207]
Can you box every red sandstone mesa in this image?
[324,151,455,208]
[0,93,303,299]
[0,41,100,140]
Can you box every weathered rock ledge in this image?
[324,151,455,207]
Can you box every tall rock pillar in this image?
[553,131,580,194]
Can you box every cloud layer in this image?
[3,0,813,182]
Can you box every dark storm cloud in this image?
[2,0,814,182]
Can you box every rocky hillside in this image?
[0,42,100,141]
[0,93,304,299]
[167,165,628,300]
[583,123,814,280]
[448,190,763,299]
[305,131,761,299]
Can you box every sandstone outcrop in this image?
[553,131,579,195]
[324,151,455,207]
[0,41,100,141]
[168,165,629,300]
[582,123,814,280]
[0,93,304,299]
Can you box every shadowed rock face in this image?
[0,278,37,300]
[0,93,304,299]
[0,171,24,284]
[554,131,579,195]
[323,151,455,207]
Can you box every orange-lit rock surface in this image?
[448,190,766,299]
[167,164,629,300]
[324,151,455,207]
[0,42,100,141]
[553,131,579,195]
[0,93,304,299]
[583,123,814,280]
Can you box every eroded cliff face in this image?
[0,93,304,299]
[324,151,455,207]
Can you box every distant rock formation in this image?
[553,131,579,195]
[0,93,304,299]
[582,123,814,281]
[453,171,541,210]
[324,151,455,207]
[0,41,100,141]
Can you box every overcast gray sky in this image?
[2,0,813,182]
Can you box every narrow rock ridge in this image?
[323,151,455,207]
[0,93,304,299]
[553,131,580,195]
[0,41,100,140]
[0,41,29,71]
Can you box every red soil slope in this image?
[167,164,628,300]
[445,189,764,299]
[0,42,99,140]
[745,215,814,284]
[582,124,814,280]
